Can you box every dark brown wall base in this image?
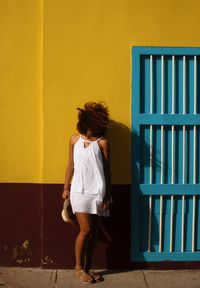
[0,183,42,267]
[1,183,200,270]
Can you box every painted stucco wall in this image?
[1,0,200,184]
[0,0,42,182]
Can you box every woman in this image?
[62,102,112,284]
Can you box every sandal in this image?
[75,269,94,284]
[88,269,103,282]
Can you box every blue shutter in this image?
[131,47,200,261]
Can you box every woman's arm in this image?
[62,135,75,200]
[99,138,112,210]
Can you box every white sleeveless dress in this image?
[70,135,109,217]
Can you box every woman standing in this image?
[62,102,112,284]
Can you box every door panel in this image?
[131,47,200,261]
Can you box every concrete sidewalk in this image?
[1,267,200,288]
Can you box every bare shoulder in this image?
[98,137,109,149]
[70,134,80,146]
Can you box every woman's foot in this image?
[75,268,94,285]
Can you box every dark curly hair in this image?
[76,102,109,137]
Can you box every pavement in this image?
[1,267,200,288]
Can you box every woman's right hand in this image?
[62,189,70,200]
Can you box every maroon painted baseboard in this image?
[1,183,200,270]
[0,183,42,267]
[0,183,124,268]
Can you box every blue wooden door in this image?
[131,47,200,261]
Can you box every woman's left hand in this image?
[101,195,113,211]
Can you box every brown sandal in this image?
[88,270,103,282]
[75,269,94,284]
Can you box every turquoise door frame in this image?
[131,47,200,261]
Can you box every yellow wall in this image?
[0,0,42,183]
[43,0,200,184]
[1,0,200,183]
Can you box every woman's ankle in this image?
[75,264,83,271]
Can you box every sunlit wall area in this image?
[0,0,43,183]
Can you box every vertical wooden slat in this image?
[172,55,175,114]
[150,55,153,185]
[192,55,197,252]
[183,56,187,185]
[159,195,163,252]
[161,126,165,184]
[161,55,165,184]
[170,195,174,252]
[181,56,186,253]
[150,55,153,114]
[181,195,185,252]
[170,124,175,252]
[170,55,175,253]
[171,55,175,185]
[161,55,164,114]
[148,195,152,252]
[183,55,186,114]
[160,56,164,253]
[148,55,153,253]
[182,125,186,184]
[171,126,175,184]
[194,56,197,115]
[193,126,197,184]
[192,195,196,252]
[192,124,197,252]
[150,126,153,184]
[193,55,197,184]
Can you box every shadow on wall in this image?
[98,120,160,268]
[96,119,132,268]
[106,119,131,184]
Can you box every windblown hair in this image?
[76,102,109,137]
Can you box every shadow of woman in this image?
[98,119,132,269]
[98,119,161,271]
[106,119,132,184]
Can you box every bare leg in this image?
[75,213,102,283]
[84,215,100,272]
[75,212,93,270]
